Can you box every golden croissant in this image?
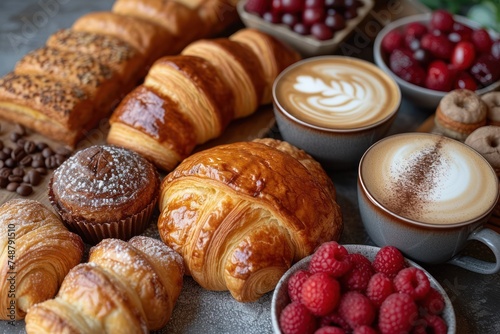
[0,199,84,321]
[157,138,342,302]
[25,236,184,333]
[107,28,301,171]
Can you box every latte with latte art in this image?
[274,57,400,130]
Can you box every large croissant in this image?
[107,28,301,171]
[0,199,84,321]
[25,236,184,333]
[157,138,342,302]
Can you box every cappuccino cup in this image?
[272,56,401,169]
[358,132,500,274]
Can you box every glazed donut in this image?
[481,91,500,126]
[434,89,487,141]
[465,125,500,177]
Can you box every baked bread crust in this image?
[0,199,84,320]
[158,138,342,302]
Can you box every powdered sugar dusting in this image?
[52,145,154,209]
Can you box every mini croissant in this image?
[0,199,84,321]
[157,138,342,302]
[25,236,184,333]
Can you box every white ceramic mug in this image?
[357,132,500,274]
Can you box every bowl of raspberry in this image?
[272,242,456,334]
[374,10,500,110]
[238,0,375,57]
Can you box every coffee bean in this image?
[16,138,26,147]
[12,167,24,176]
[16,184,32,196]
[32,159,45,168]
[31,152,43,161]
[3,147,12,155]
[0,151,7,161]
[0,176,7,188]
[14,124,26,136]
[35,167,47,175]
[9,132,22,143]
[42,147,54,158]
[24,170,41,186]
[24,140,36,154]
[19,155,32,167]
[11,146,26,161]
[0,167,11,178]
[45,156,57,169]
[6,182,19,192]
[5,158,16,168]
[8,175,23,183]
[36,142,48,152]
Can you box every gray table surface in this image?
[0,0,499,333]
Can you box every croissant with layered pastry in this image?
[107,28,301,171]
[157,138,342,302]
[25,236,184,333]
[0,0,240,147]
[0,199,84,321]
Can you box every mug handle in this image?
[447,228,500,274]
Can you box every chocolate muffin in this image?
[49,145,159,244]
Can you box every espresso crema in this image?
[360,133,499,225]
[274,57,400,129]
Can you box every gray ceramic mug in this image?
[357,132,500,274]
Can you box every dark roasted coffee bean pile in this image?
[0,123,73,196]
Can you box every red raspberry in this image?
[389,48,415,77]
[430,9,455,33]
[378,293,419,334]
[280,301,318,334]
[341,254,374,292]
[244,0,270,16]
[421,33,454,60]
[301,272,341,316]
[381,30,403,54]
[366,273,394,308]
[309,241,352,277]
[315,327,346,334]
[394,267,431,300]
[288,269,312,303]
[423,314,448,334]
[405,22,428,39]
[338,291,376,329]
[353,325,378,334]
[471,28,493,53]
[372,246,406,279]
[419,287,445,315]
[320,313,350,331]
[425,60,453,92]
[398,64,426,87]
[471,54,500,87]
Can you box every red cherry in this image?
[381,30,403,54]
[305,0,324,8]
[282,0,304,13]
[263,11,282,23]
[425,60,453,91]
[325,13,346,31]
[472,28,493,54]
[311,22,334,40]
[470,54,500,86]
[451,41,476,70]
[303,7,325,25]
[282,12,299,27]
[491,40,500,59]
[405,22,428,39]
[452,22,473,41]
[272,0,284,12]
[293,22,310,35]
[244,0,271,16]
[454,72,478,91]
[430,9,455,32]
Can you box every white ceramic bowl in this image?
[237,0,375,57]
[373,13,500,110]
[271,244,456,334]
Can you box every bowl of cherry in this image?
[374,10,500,110]
[238,0,374,57]
[272,242,456,334]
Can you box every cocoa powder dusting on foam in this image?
[387,139,444,219]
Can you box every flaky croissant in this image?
[107,29,300,171]
[25,236,184,333]
[157,138,342,302]
[0,199,84,321]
